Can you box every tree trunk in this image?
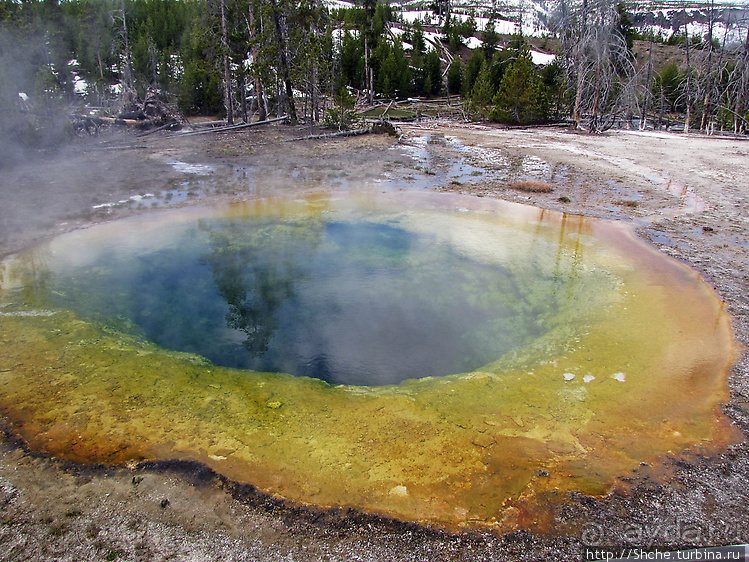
[711,12,731,133]
[700,0,715,132]
[239,71,248,122]
[312,61,319,122]
[277,79,283,118]
[364,33,371,104]
[735,26,749,133]
[97,51,104,81]
[247,3,266,122]
[369,66,374,104]
[364,0,375,104]
[683,16,692,133]
[573,66,585,129]
[269,0,297,122]
[560,0,570,104]
[591,61,602,131]
[147,36,159,86]
[572,0,590,130]
[119,0,136,107]
[657,83,665,129]
[220,0,233,125]
[640,34,653,130]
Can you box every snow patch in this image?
[530,50,555,66]
[423,30,444,48]
[324,0,355,8]
[73,75,88,95]
[400,10,435,25]
[464,36,483,49]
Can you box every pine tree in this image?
[463,49,485,96]
[447,58,463,96]
[470,60,494,118]
[425,49,442,96]
[492,47,546,125]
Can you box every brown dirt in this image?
[0,121,747,560]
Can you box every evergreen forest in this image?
[2,0,749,154]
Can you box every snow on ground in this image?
[326,0,745,44]
[380,20,555,62]
[325,0,355,8]
[67,59,88,96]
[389,24,452,49]
[530,49,555,65]
[170,53,183,79]
[688,20,746,44]
[399,10,437,24]
[490,18,525,35]
[73,75,88,95]
[423,30,444,47]
[388,27,414,50]
[464,36,483,49]
[332,27,361,45]
[641,20,747,45]
[399,9,546,38]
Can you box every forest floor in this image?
[0,120,748,561]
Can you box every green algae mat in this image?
[0,191,738,532]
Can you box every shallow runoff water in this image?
[0,191,738,532]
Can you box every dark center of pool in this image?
[33,209,577,386]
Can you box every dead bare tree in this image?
[268,0,298,122]
[112,0,137,108]
[712,11,733,133]
[730,20,749,133]
[556,0,635,132]
[687,3,738,135]
[640,22,655,130]
[363,0,376,105]
[220,0,234,125]
[551,0,575,118]
[243,2,267,121]
[681,9,693,133]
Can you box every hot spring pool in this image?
[0,191,737,531]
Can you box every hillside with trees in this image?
[1,0,749,162]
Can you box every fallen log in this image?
[97,116,141,127]
[190,120,228,128]
[176,115,288,137]
[135,121,182,137]
[285,128,371,142]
